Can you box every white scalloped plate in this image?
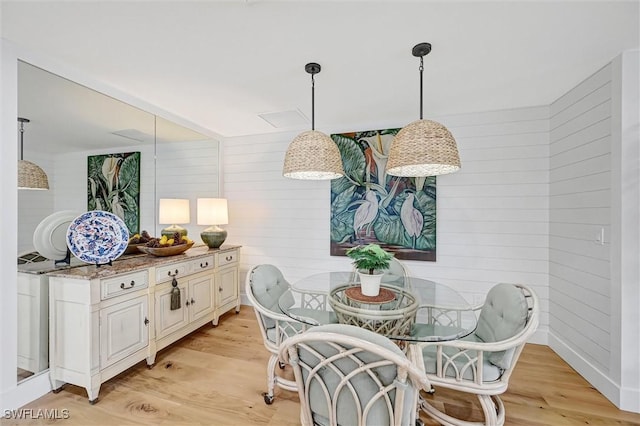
[66,211,129,264]
[33,210,80,261]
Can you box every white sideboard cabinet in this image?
[47,245,240,403]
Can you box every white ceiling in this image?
[2,1,639,139]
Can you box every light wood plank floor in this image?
[4,308,640,425]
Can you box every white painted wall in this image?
[548,51,640,412]
[549,63,613,372]
[224,106,550,343]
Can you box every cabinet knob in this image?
[168,269,179,277]
[186,300,190,306]
[200,261,208,268]
[219,287,223,292]
[191,298,195,305]
[225,255,233,261]
[144,317,149,326]
[120,280,135,289]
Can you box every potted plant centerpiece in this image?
[346,243,394,296]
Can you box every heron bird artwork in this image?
[329,128,437,261]
[400,193,423,249]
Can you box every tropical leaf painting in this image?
[87,151,141,234]
[330,129,436,261]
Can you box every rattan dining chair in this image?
[280,323,432,426]
[245,264,303,404]
[409,283,539,426]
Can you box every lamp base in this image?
[201,225,227,249]
[161,225,188,238]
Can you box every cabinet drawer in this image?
[218,250,238,267]
[188,255,214,274]
[156,261,190,284]
[101,271,148,300]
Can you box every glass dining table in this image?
[278,271,478,342]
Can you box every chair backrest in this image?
[382,257,410,288]
[280,324,429,426]
[474,283,536,369]
[246,264,292,324]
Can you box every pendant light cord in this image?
[19,120,25,160]
[419,55,424,120]
[311,72,315,131]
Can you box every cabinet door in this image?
[100,295,149,369]
[155,282,189,339]
[188,274,214,322]
[216,266,238,308]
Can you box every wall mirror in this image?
[16,60,220,384]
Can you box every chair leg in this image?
[477,395,505,426]
[420,394,505,426]
[263,353,298,404]
[263,354,279,405]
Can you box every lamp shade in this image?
[283,130,344,180]
[386,119,461,177]
[158,198,190,224]
[197,198,228,225]
[18,160,49,190]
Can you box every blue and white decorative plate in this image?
[66,211,129,265]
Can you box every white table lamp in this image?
[159,198,190,238]
[197,198,228,249]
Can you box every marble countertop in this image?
[21,244,240,280]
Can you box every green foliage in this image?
[345,243,393,275]
[87,152,141,234]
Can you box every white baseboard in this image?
[529,325,548,345]
[548,330,639,413]
[1,372,51,411]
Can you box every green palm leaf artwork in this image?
[87,151,141,234]
[330,129,436,262]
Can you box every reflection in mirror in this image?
[154,116,220,239]
[16,61,219,384]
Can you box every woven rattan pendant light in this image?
[387,43,461,177]
[18,117,49,190]
[283,63,344,180]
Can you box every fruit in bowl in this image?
[138,232,194,256]
[143,232,192,248]
[125,230,154,254]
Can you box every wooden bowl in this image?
[138,242,194,257]
[124,243,145,255]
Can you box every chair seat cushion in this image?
[250,265,291,329]
[266,321,303,344]
[411,323,468,341]
[420,334,503,383]
[287,308,337,326]
[475,283,528,369]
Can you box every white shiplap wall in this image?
[156,139,220,238]
[549,64,612,374]
[223,106,550,341]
